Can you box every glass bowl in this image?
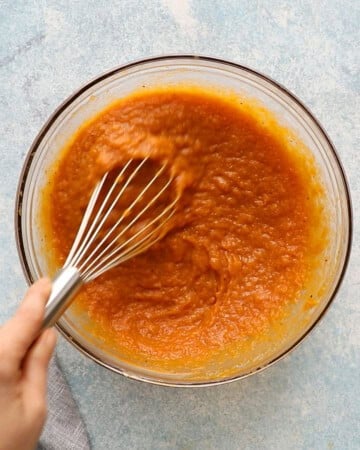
[15,56,352,386]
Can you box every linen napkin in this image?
[37,357,90,450]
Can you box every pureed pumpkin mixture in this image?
[41,87,327,376]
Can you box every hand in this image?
[0,279,57,450]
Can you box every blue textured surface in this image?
[0,1,359,449]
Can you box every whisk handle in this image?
[42,266,83,329]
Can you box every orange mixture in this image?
[42,88,323,367]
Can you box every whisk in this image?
[42,157,178,329]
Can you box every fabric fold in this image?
[38,357,90,450]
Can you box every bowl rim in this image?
[14,54,353,387]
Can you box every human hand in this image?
[0,279,57,450]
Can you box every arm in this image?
[0,279,57,450]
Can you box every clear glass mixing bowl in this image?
[15,56,352,386]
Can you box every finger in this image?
[0,278,51,367]
[22,328,57,400]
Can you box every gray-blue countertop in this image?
[0,1,359,449]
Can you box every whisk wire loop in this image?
[83,194,178,281]
[69,158,142,269]
[43,157,178,328]
[78,160,167,275]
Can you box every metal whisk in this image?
[42,157,178,329]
